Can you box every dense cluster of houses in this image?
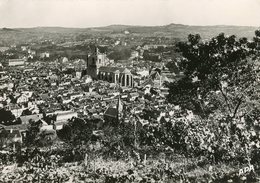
[0,44,181,149]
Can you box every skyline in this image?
[0,0,260,28]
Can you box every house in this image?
[4,124,28,144]
[104,107,118,124]
[75,70,82,79]
[7,130,23,143]
[124,30,130,35]
[21,46,28,51]
[40,120,54,131]
[8,59,26,67]
[160,87,169,96]
[28,49,36,55]
[10,105,25,118]
[4,124,28,133]
[16,94,29,103]
[131,51,139,58]
[70,93,84,100]
[0,47,9,52]
[55,111,78,122]
[51,111,78,130]
[0,63,4,70]
[142,68,175,89]
[40,52,50,58]
[19,114,43,124]
[103,98,123,125]
[62,96,71,104]
[54,121,68,130]
[128,92,139,101]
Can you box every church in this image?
[86,47,109,79]
[98,66,133,87]
[86,48,133,87]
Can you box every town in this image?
[0,38,180,145]
[0,27,259,182]
[1,0,260,182]
[0,35,190,182]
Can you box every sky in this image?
[0,0,260,28]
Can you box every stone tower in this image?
[86,47,108,79]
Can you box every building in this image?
[143,67,175,89]
[131,51,139,58]
[124,30,130,35]
[8,58,26,67]
[55,110,78,122]
[98,66,134,87]
[10,105,25,118]
[40,52,50,59]
[86,47,109,79]
[16,94,29,103]
[54,111,78,130]
[4,124,28,144]
[0,63,4,78]
[28,49,36,55]
[19,114,43,124]
[104,97,123,125]
[21,46,28,51]
[0,47,9,52]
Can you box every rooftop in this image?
[104,107,118,118]
[99,66,131,74]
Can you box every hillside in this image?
[0,23,259,45]
[95,24,258,39]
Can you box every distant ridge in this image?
[2,22,259,30]
[1,27,17,31]
[0,23,259,45]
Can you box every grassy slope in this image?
[1,157,258,182]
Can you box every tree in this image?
[21,109,32,116]
[0,127,8,148]
[57,117,93,145]
[167,32,260,120]
[107,47,131,61]
[38,130,57,147]
[165,59,180,74]
[0,108,15,124]
[24,119,42,146]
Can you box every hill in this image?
[95,24,258,40]
[0,23,259,45]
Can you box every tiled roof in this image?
[99,66,125,73]
[5,124,28,131]
[99,66,131,74]
[149,71,160,79]
[104,107,118,118]
[141,78,154,86]
[20,114,43,124]
[8,59,25,62]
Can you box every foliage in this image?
[37,130,57,147]
[0,127,8,148]
[167,32,260,119]
[165,60,180,74]
[143,50,161,62]
[57,117,97,145]
[24,120,42,146]
[21,109,32,116]
[0,108,15,124]
[107,47,131,61]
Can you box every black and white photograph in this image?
[0,0,259,182]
